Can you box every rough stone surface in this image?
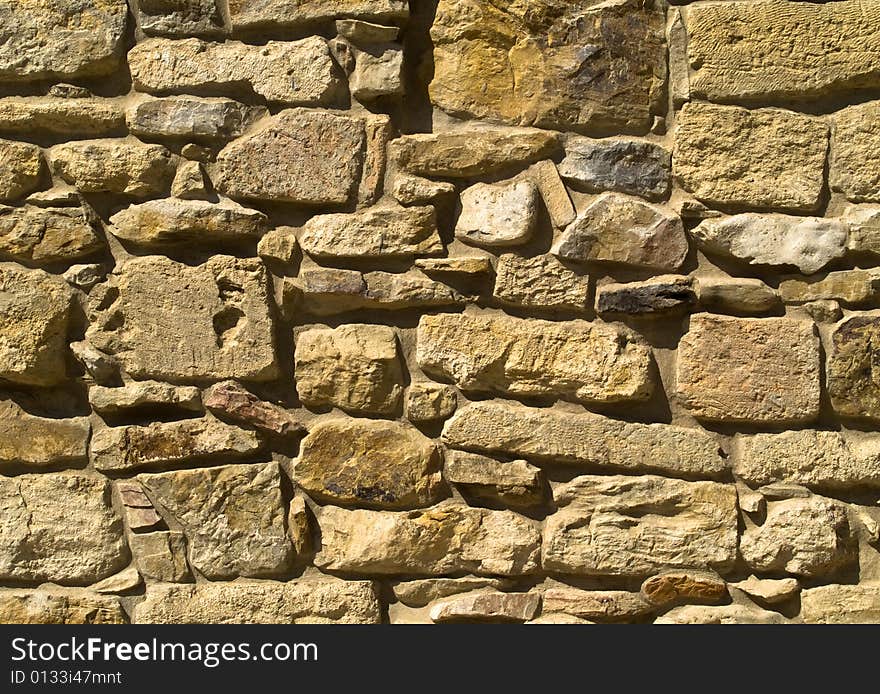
[673,103,829,213]
[295,324,403,414]
[0,473,127,584]
[393,577,509,608]
[429,0,666,135]
[0,0,128,83]
[687,0,880,104]
[294,419,444,510]
[315,503,540,576]
[655,603,788,625]
[129,38,342,105]
[831,101,880,203]
[128,96,265,142]
[138,463,293,580]
[542,587,653,622]
[0,588,125,624]
[596,276,696,317]
[525,160,575,229]
[0,98,125,138]
[86,255,279,382]
[443,402,726,480]
[456,180,538,248]
[136,0,223,38]
[552,193,687,272]
[827,314,880,421]
[134,579,382,624]
[801,584,880,624]
[732,577,799,605]
[693,214,848,275]
[0,399,89,467]
[215,109,364,205]
[405,383,457,424]
[676,315,820,424]
[444,451,544,509]
[641,571,728,608]
[300,205,442,259]
[695,277,780,316]
[417,313,654,405]
[558,137,670,200]
[203,380,304,437]
[228,0,408,31]
[130,531,191,583]
[543,475,738,577]
[779,271,880,307]
[89,381,201,415]
[0,263,73,386]
[90,415,262,473]
[0,205,102,264]
[0,140,44,201]
[429,590,540,624]
[493,254,590,312]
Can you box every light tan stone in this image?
[641,571,728,608]
[676,315,820,424]
[444,451,544,508]
[257,227,298,264]
[552,193,687,272]
[0,205,102,264]
[90,415,262,473]
[493,254,589,312]
[0,398,89,467]
[91,567,142,595]
[89,381,202,415]
[429,0,665,135]
[392,577,510,608]
[831,100,880,202]
[228,0,408,30]
[0,263,73,386]
[171,161,210,200]
[695,277,780,316]
[525,160,575,229]
[50,139,176,198]
[542,475,738,578]
[294,419,444,510]
[295,324,403,414]
[127,96,264,142]
[86,255,279,382]
[443,402,726,480]
[731,577,800,605]
[456,180,538,248]
[129,37,342,105]
[315,503,540,576]
[673,102,828,212]
[417,313,654,404]
[138,463,293,580]
[655,603,788,625]
[0,588,125,624]
[0,98,125,137]
[415,257,492,277]
[528,613,592,625]
[827,314,880,420]
[300,205,442,259]
[429,590,540,624]
[845,205,880,256]
[405,383,457,424]
[542,587,653,622]
[130,531,191,583]
[134,579,382,624]
[215,109,364,205]
[687,0,880,104]
[288,496,311,556]
[0,473,128,584]
[390,174,456,207]
[801,584,880,624]
[0,140,44,201]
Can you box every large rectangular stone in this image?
[542,475,739,577]
[0,399,89,468]
[228,0,408,31]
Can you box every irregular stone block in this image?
[134,579,381,624]
[443,402,726,480]
[63,263,105,291]
[444,451,544,509]
[417,313,654,404]
[130,531,191,582]
[779,270,880,307]
[0,399,89,467]
[456,180,538,248]
[552,193,687,272]
[524,160,575,229]
[257,227,298,264]
[655,603,788,625]
[115,480,162,532]
[827,314,880,420]
[676,315,820,424]
[110,198,268,248]
[393,577,511,608]
[695,277,780,316]
[801,584,880,624]
[558,137,671,200]
[90,381,201,415]
[596,276,696,317]
[390,126,559,179]
[86,255,279,382]
[336,19,399,44]
[673,103,828,212]
[0,205,102,265]
[731,577,799,605]
[287,496,311,556]
[845,205,880,255]
[0,263,73,386]
[405,383,457,424]
[416,257,492,277]
[831,101,880,202]
[136,0,224,37]
[0,0,127,82]
[49,139,177,198]
[294,418,444,510]
[300,205,442,259]
[90,567,142,594]
[128,96,265,142]
[542,475,738,577]
[640,571,728,608]
[90,415,262,473]
[734,430,880,492]
[741,497,854,578]
[138,462,293,579]
[430,590,540,624]
[391,174,456,207]
[171,161,210,200]
[542,587,653,622]
[0,473,128,584]
[0,98,125,138]
[0,589,125,624]
[295,324,403,414]
[0,140,44,201]
[687,0,880,104]
[215,109,364,205]
[430,0,665,135]
[129,37,342,105]
[203,380,304,437]
[315,503,540,576]
[693,214,848,275]
[228,0,408,31]
[350,44,403,101]
[493,254,590,313]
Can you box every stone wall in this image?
[0,0,879,625]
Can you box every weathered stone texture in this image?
[827,314,880,421]
[493,254,590,313]
[417,313,654,405]
[0,205,102,264]
[0,399,89,467]
[0,98,125,138]
[0,140,44,201]
[801,585,880,624]
[0,588,125,624]
[128,96,265,142]
[228,0,408,31]
[558,137,671,200]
